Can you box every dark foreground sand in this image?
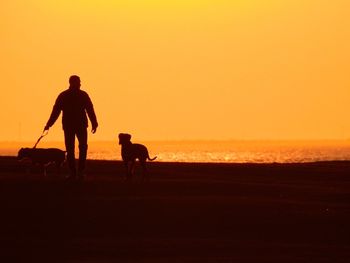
[0,156,349,262]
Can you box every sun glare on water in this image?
[2,140,350,163]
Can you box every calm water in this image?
[2,140,350,163]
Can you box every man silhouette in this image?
[44,75,98,179]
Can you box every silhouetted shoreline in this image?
[0,156,349,262]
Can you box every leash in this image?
[33,130,49,149]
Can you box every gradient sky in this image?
[1,0,349,141]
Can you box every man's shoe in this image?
[77,170,86,181]
[65,171,77,181]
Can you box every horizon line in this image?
[1,138,350,143]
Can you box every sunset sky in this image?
[1,0,349,141]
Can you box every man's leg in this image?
[76,128,88,176]
[64,129,76,177]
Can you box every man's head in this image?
[69,75,81,90]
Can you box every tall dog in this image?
[18,148,66,176]
[118,133,157,181]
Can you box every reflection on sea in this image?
[1,140,350,163]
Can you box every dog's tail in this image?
[148,155,157,161]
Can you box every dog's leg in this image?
[125,161,133,182]
[43,164,48,177]
[56,161,62,175]
[123,161,129,181]
[131,161,136,177]
[129,160,136,182]
[25,165,30,175]
[44,162,53,177]
[140,159,149,183]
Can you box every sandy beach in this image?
[0,156,349,262]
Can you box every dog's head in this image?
[118,133,132,145]
[17,148,31,160]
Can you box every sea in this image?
[2,140,350,163]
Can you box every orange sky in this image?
[1,0,350,141]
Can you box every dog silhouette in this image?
[118,133,157,182]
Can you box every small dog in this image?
[118,133,157,181]
[18,148,66,176]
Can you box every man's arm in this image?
[85,93,98,133]
[44,95,62,131]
